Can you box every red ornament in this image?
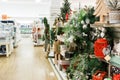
[94,38,108,58]
[65,13,69,21]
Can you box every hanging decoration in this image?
[65,13,69,21]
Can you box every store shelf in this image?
[103,24,120,27]
[0,53,6,55]
[0,40,13,57]
[94,55,120,78]
[91,23,120,28]
[91,23,104,27]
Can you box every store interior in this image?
[0,0,120,80]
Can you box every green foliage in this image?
[63,6,110,80]
[57,27,64,35]
[60,0,71,23]
[83,7,96,24]
[41,34,45,41]
[66,54,107,80]
[43,17,49,28]
[77,9,87,21]
[43,17,50,40]
[63,7,96,54]
[50,28,56,46]
[105,27,114,49]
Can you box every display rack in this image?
[32,27,45,46]
[48,51,68,80]
[0,40,13,57]
[32,19,45,46]
[92,23,120,79]
[13,27,20,48]
[91,23,120,28]
[93,56,120,78]
[0,20,15,57]
[48,33,70,80]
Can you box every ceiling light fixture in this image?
[2,0,8,2]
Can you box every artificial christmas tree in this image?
[43,17,50,57]
[60,0,71,23]
[64,6,114,79]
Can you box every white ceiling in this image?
[1,0,50,3]
[0,0,51,17]
[0,0,96,23]
[0,0,51,23]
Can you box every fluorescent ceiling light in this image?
[2,0,8,2]
[35,0,41,3]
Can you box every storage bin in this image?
[94,38,108,58]
[92,71,107,80]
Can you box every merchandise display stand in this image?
[0,40,13,57]
[92,23,120,78]
[32,20,45,46]
[48,38,68,80]
[33,40,44,46]
[0,20,16,57]
[13,26,21,48]
[94,56,120,78]
[33,27,45,46]
[48,51,68,80]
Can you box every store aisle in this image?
[0,38,57,80]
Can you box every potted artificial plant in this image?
[106,0,120,23]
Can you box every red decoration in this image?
[92,71,107,80]
[65,13,69,21]
[94,38,108,58]
[113,74,120,80]
[62,65,69,70]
